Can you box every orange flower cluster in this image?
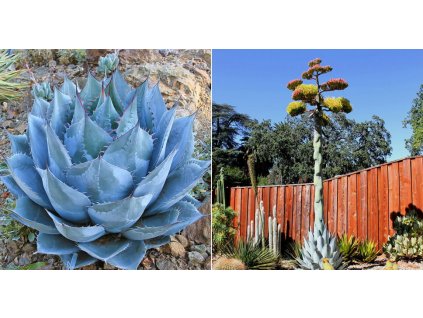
[301,64,333,80]
[321,78,348,91]
[287,79,303,91]
[308,58,322,67]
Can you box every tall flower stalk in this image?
[285,58,352,269]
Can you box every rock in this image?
[21,243,35,253]
[103,263,116,270]
[15,122,27,134]
[161,241,186,258]
[141,257,156,270]
[175,234,190,249]
[183,198,211,244]
[156,257,179,270]
[190,244,208,259]
[18,254,31,266]
[1,120,13,128]
[188,251,205,265]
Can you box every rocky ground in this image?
[0,49,211,270]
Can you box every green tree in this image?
[404,84,423,155]
[212,103,252,189]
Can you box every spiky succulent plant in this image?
[297,225,343,270]
[32,81,53,101]
[98,53,119,75]
[0,64,209,270]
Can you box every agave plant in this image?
[297,225,343,270]
[98,52,119,75]
[0,64,209,270]
[32,81,53,101]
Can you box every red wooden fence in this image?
[230,156,423,249]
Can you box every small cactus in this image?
[213,257,246,270]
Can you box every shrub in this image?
[357,239,379,263]
[338,233,359,264]
[57,49,87,65]
[226,240,278,270]
[0,50,27,102]
[213,257,246,270]
[212,203,237,253]
[384,210,423,260]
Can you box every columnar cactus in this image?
[216,167,226,206]
[268,205,281,256]
[286,58,352,269]
[1,62,209,270]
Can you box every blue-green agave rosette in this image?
[1,68,210,270]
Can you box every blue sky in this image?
[212,50,423,160]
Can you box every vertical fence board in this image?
[229,156,423,245]
[262,187,270,237]
[337,177,345,236]
[368,168,379,245]
[400,158,412,214]
[347,174,358,237]
[411,157,423,211]
[358,170,368,240]
[302,185,311,240]
[240,188,248,240]
[327,180,334,233]
[388,162,400,236]
[378,165,389,249]
[323,181,329,224]
[285,186,293,240]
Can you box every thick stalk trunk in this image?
[313,113,324,233]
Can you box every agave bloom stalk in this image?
[1,68,210,270]
[285,58,352,269]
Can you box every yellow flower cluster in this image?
[323,97,343,113]
[340,97,352,113]
[323,97,352,113]
[292,84,318,101]
[286,101,306,116]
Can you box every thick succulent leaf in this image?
[66,157,133,203]
[37,233,79,255]
[146,159,210,214]
[0,175,27,197]
[144,235,171,249]
[60,76,78,99]
[107,240,146,270]
[64,116,112,163]
[83,116,113,159]
[8,133,30,156]
[78,237,130,262]
[124,201,202,240]
[103,125,153,184]
[31,97,50,118]
[87,195,152,233]
[115,97,138,137]
[38,168,91,224]
[165,115,195,171]
[46,125,72,180]
[60,252,97,270]
[92,96,120,133]
[136,80,150,130]
[47,211,106,243]
[71,94,86,124]
[10,197,58,234]
[181,194,201,208]
[28,114,48,169]
[123,207,179,240]
[149,106,176,169]
[137,82,166,132]
[108,70,134,114]
[49,87,73,140]
[80,72,101,111]
[133,149,176,202]
[7,153,52,209]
